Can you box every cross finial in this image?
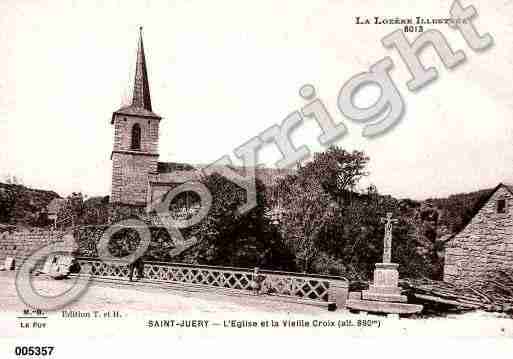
[381,212,397,224]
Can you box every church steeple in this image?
[112,27,160,123]
[132,26,152,111]
[110,27,161,205]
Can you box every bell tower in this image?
[110,27,161,206]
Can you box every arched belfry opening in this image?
[131,123,141,150]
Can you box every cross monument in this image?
[347,211,423,316]
[380,212,398,263]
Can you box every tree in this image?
[274,173,336,272]
[274,146,370,273]
[4,174,23,186]
[0,187,16,224]
[274,146,431,279]
[187,173,294,270]
[299,146,369,200]
[413,205,447,279]
[315,191,431,280]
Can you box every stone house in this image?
[444,183,513,286]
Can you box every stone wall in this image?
[0,225,194,270]
[0,229,75,269]
[444,185,513,285]
[111,152,157,205]
[111,113,160,205]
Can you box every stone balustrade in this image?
[74,257,349,308]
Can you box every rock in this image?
[42,254,74,279]
[41,255,56,275]
[50,255,74,279]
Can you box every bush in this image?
[74,225,184,262]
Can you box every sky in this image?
[1,0,513,200]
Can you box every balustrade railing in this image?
[75,257,348,305]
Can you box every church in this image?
[110,28,292,211]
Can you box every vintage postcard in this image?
[1,0,512,357]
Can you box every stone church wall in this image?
[444,186,513,285]
[111,114,159,206]
[111,152,156,205]
[112,115,159,154]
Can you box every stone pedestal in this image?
[347,262,423,316]
[346,299,423,315]
[362,263,406,302]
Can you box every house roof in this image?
[450,182,513,239]
[501,183,513,194]
[481,183,513,205]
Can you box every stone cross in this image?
[380,212,398,263]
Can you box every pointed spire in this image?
[112,27,160,123]
[132,26,153,111]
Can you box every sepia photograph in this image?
[0,0,512,357]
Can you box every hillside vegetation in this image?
[0,182,60,227]
[0,151,496,280]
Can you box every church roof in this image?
[196,165,295,187]
[154,161,295,187]
[157,162,196,173]
[112,27,160,123]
